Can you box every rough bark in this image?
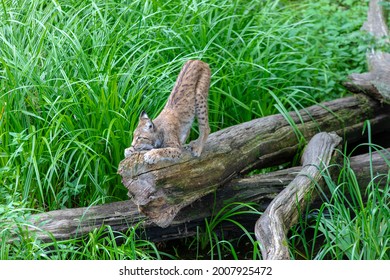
[344,0,390,104]
[22,147,389,243]
[255,132,342,260]
[118,94,389,227]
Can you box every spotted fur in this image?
[125,60,211,164]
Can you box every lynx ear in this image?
[140,111,155,131]
[140,111,149,120]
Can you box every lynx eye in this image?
[136,136,149,141]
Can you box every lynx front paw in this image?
[188,141,203,157]
[124,147,134,158]
[144,150,159,164]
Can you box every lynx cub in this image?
[125,60,211,164]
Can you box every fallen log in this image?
[22,147,389,243]
[344,0,390,104]
[118,94,389,227]
[255,132,342,260]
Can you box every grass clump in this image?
[193,202,262,260]
[0,216,169,260]
[289,139,389,260]
[315,138,389,260]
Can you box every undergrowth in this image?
[288,124,389,260]
[1,0,386,260]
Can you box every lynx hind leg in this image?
[190,64,211,157]
[144,147,182,164]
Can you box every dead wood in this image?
[20,147,389,243]
[254,132,342,260]
[344,0,390,104]
[118,94,389,227]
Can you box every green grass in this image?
[288,123,389,260]
[1,0,387,260]
[1,222,171,260]
[191,202,262,260]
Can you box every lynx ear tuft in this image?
[140,111,149,119]
[140,110,155,131]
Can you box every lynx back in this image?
[125,60,211,164]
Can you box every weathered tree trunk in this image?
[344,0,390,104]
[255,132,342,260]
[118,94,389,227]
[24,147,389,243]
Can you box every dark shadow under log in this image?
[255,132,342,260]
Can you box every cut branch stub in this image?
[255,132,342,260]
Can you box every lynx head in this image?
[131,111,162,151]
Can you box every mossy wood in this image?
[24,147,389,243]
[118,94,389,227]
